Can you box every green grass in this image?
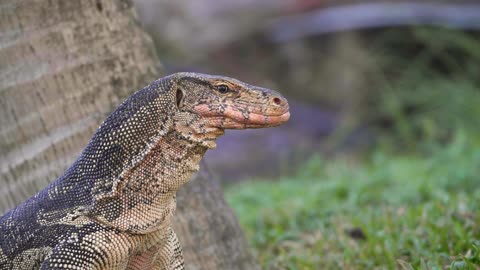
[225,131,480,269]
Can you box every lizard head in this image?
[171,72,290,130]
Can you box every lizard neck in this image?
[90,115,223,234]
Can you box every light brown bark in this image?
[174,168,260,270]
[0,1,259,269]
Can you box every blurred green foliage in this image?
[224,28,480,269]
[367,27,480,150]
[226,131,480,269]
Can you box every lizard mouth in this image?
[192,104,290,129]
[224,108,290,129]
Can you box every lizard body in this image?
[0,73,290,270]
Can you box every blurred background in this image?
[133,1,480,269]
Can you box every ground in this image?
[226,131,480,270]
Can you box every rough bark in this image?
[0,0,160,209]
[174,167,261,270]
[0,0,259,269]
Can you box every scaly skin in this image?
[0,73,290,270]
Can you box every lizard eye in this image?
[216,84,230,94]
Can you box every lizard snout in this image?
[234,88,290,128]
[261,89,289,116]
[268,92,289,112]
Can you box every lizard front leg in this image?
[127,227,184,270]
[126,227,184,270]
[40,224,133,270]
[162,228,185,270]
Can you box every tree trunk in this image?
[0,1,259,269]
[174,168,260,270]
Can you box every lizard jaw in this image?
[192,104,290,130]
[222,110,290,129]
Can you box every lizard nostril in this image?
[273,97,282,106]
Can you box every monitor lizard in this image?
[0,72,290,270]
